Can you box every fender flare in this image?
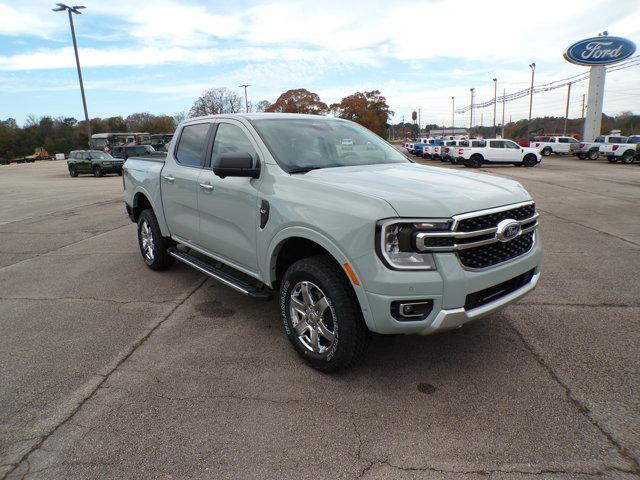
[131,186,170,237]
[265,225,376,332]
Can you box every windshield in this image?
[251,118,409,171]
[89,152,113,160]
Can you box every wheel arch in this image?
[265,227,375,332]
[130,187,170,237]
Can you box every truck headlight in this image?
[376,219,452,270]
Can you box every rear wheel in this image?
[68,165,78,177]
[280,255,370,372]
[93,165,103,177]
[523,154,537,167]
[607,156,618,163]
[621,150,636,164]
[137,209,175,271]
[588,149,599,160]
[542,147,552,156]
[465,155,483,168]
[578,153,587,160]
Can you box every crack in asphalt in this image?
[520,301,640,308]
[0,276,208,480]
[507,320,640,474]
[0,296,178,306]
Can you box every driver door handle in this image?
[162,175,175,183]
[199,183,214,192]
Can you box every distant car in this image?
[457,139,541,167]
[111,144,164,160]
[67,150,123,177]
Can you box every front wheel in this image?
[137,209,175,271]
[68,165,78,177]
[93,165,103,177]
[588,149,599,161]
[542,147,552,156]
[280,256,370,372]
[621,151,636,164]
[523,154,537,167]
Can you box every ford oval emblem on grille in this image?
[496,219,521,242]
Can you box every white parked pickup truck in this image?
[457,139,541,168]
[531,136,579,156]
[573,135,628,160]
[600,135,640,164]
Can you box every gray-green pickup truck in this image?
[123,114,542,371]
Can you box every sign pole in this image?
[583,65,606,142]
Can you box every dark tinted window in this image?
[558,138,569,143]
[609,136,626,143]
[212,123,257,161]
[489,140,502,148]
[175,123,210,167]
[504,141,520,149]
[595,136,605,142]
[471,140,486,147]
[628,136,640,144]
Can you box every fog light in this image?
[391,300,433,321]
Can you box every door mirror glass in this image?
[212,152,260,179]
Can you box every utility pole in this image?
[492,78,497,137]
[563,82,572,135]
[480,113,483,127]
[451,96,455,132]
[528,63,536,122]
[53,4,91,144]
[501,88,506,138]
[418,108,421,134]
[469,88,475,131]
[239,84,251,113]
[581,93,586,119]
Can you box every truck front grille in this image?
[458,232,534,269]
[415,201,538,269]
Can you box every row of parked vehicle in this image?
[403,137,541,168]
[524,132,640,164]
[66,145,165,177]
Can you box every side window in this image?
[595,136,604,142]
[211,123,257,162]
[175,123,210,167]
[504,141,520,149]
[558,138,568,143]
[489,140,502,148]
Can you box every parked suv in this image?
[111,144,163,160]
[123,114,542,371]
[67,150,123,177]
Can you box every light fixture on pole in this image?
[239,84,251,113]
[469,88,475,130]
[52,3,91,143]
[492,78,497,137]
[528,63,536,122]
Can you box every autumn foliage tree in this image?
[330,90,393,137]
[265,88,328,115]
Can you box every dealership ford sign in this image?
[564,36,636,66]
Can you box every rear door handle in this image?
[163,175,175,183]
[199,183,214,192]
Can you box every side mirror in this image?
[213,152,260,179]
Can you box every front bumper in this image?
[354,236,542,335]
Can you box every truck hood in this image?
[298,163,532,217]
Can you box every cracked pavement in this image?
[0,158,638,479]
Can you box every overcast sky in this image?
[1,0,639,127]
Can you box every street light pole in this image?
[469,88,475,132]
[492,78,497,137]
[528,63,536,122]
[239,84,251,113]
[53,4,91,144]
[501,88,506,138]
[563,82,572,135]
[451,96,455,132]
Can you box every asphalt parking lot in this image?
[1,156,639,479]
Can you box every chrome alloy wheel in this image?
[140,219,155,262]
[290,281,336,354]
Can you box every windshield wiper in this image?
[288,166,326,174]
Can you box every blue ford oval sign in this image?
[564,36,636,66]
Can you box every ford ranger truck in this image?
[600,135,639,164]
[123,114,542,372]
[573,134,628,160]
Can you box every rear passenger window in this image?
[175,123,210,167]
[489,141,502,148]
[212,123,257,161]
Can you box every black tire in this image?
[607,156,618,163]
[93,165,103,177]
[542,147,552,156]
[578,153,587,160]
[465,155,482,168]
[117,169,123,176]
[513,163,523,167]
[621,150,636,164]
[523,154,537,167]
[450,157,458,165]
[137,209,175,271]
[69,165,78,177]
[588,149,599,161]
[280,255,370,372]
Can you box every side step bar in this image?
[167,247,273,301]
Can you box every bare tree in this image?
[189,88,243,117]
[173,111,187,125]
[254,100,272,113]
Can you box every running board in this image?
[167,247,273,300]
